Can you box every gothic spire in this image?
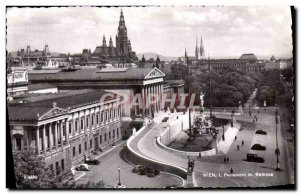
[195,35,199,60]
[200,35,205,57]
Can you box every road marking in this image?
[74,171,86,181]
[95,141,126,160]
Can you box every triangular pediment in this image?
[39,107,69,120]
[144,68,165,79]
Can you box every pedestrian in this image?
[253,119,255,123]
[199,153,202,158]
[224,157,226,163]
[227,157,229,163]
[230,168,233,173]
[242,140,244,146]
[237,145,240,150]
[235,136,237,140]
[257,110,260,115]
[256,117,258,121]
[249,111,251,116]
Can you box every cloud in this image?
[6,6,293,58]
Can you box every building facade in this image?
[8,90,122,177]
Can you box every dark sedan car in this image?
[251,144,266,151]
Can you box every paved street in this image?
[74,141,183,188]
[128,107,293,187]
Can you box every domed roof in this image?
[270,55,276,61]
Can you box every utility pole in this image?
[209,55,212,118]
[275,109,281,171]
[186,50,192,137]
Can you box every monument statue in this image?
[199,92,205,108]
[187,157,195,172]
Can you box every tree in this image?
[13,149,58,188]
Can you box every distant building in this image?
[7,67,29,100]
[90,9,138,63]
[239,53,257,61]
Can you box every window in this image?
[86,117,88,127]
[79,144,81,154]
[61,159,64,172]
[92,115,94,126]
[75,120,78,132]
[113,129,115,137]
[73,147,76,156]
[50,164,53,171]
[113,109,116,118]
[56,161,59,175]
[100,135,102,144]
[15,135,22,151]
[109,131,111,139]
[85,142,87,150]
[96,114,99,124]
[69,122,72,134]
[81,118,84,130]
[105,112,108,122]
[101,113,103,123]
[117,128,119,138]
[90,139,92,148]
[110,110,112,120]
[104,133,107,141]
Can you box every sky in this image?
[6,6,293,59]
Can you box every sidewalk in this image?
[217,123,241,154]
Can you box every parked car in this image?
[132,165,144,173]
[75,164,91,171]
[251,144,266,151]
[255,130,267,135]
[138,168,147,175]
[146,172,155,177]
[247,153,265,163]
[85,158,100,165]
[154,169,160,176]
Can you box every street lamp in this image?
[209,56,213,118]
[275,109,281,171]
[118,166,121,186]
[222,125,225,141]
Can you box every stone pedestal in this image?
[185,170,195,188]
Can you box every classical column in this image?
[60,120,64,147]
[36,127,40,155]
[66,119,69,143]
[141,86,145,117]
[155,84,159,112]
[42,125,47,153]
[49,123,53,151]
[54,121,58,148]
[146,85,150,115]
[72,114,75,136]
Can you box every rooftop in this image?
[28,67,164,81]
[28,83,57,91]
[8,89,119,122]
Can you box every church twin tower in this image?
[195,35,205,60]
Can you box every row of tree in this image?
[171,64,261,107]
[255,69,285,106]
